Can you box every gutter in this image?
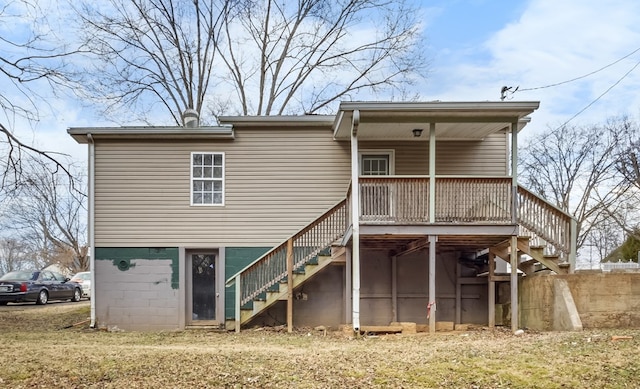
[87,133,96,328]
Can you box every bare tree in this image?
[584,216,622,266]
[0,238,32,274]
[518,120,629,252]
[75,0,230,125]
[610,117,640,240]
[1,157,88,273]
[0,1,84,193]
[217,0,426,116]
[74,0,427,123]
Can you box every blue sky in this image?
[421,0,640,131]
[6,0,640,162]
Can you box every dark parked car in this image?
[0,270,83,305]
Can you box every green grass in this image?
[1,304,639,388]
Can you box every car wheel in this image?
[71,288,82,302]
[0,301,7,306]
[36,290,48,305]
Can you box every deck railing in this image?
[435,177,511,223]
[357,176,575,261]
[359,176,512,224]
[226,198,350,307]
[517,186,576,259]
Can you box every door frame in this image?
[184,248,225,326]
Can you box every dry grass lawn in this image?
[1,303,639,388]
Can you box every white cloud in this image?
[423,0,640,135]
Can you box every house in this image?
[68,101,577,332]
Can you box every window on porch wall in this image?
[360,153,392,220]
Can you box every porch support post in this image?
[511,120,518,224]
[429,123,436,223]
[488,252,496,328]
[428,235,437,333]
[455,262,461,325]
[234,275,241,333]
[510,235,519,332]
[286,238,294,333]
[351,110,361,332]
[391,254,398,322]
[569,218,577,273]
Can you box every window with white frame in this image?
[191,152,224,206]
[359,150,394,175]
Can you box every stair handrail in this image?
[517,185,577,267]
[225,198,349,306]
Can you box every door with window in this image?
[360,151,394,220]
[187,253,219,325]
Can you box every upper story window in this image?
[191,152,224,206]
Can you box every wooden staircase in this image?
[489,236,570,275]
[233,247,346,327]
[225,199,350,331]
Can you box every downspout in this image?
[350,110,361,332]
[87,133,96,328]
[510,121,519,332]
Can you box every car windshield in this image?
[0,271,37,281]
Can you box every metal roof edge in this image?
[218,115,335,126]
[337,101,541,111]
[67,126,235,144]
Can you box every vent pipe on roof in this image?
[182,109,199,128]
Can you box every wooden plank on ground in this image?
[360,325,403,334]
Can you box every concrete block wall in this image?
[95,248,181,331]
[520,272,640,330]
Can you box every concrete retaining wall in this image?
[520,272,640,330]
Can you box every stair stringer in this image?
[489,237,567,275]
[229,249,344,328]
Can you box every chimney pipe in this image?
[182,109,199,128]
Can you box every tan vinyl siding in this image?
[360,131,508,176]
[94,128,351,247]
[436,132,508,175]
[95,128,508,247]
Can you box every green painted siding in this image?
[95,247,179,289]
[224,247,271,319]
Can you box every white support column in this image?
[350,110,361,332]
[429,123,436,223]
[428,235,437,333]
[510,121,519,332]
[510,235,519,332]
[511,120,518,224]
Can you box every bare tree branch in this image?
[519,120,630,253]
[74,0,230,125]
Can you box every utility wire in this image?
[555,58,640,129]
[518,46,640,92]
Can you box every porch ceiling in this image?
[333,101,540,141]
[360,234,511,254]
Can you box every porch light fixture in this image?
[412,128,423,137]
